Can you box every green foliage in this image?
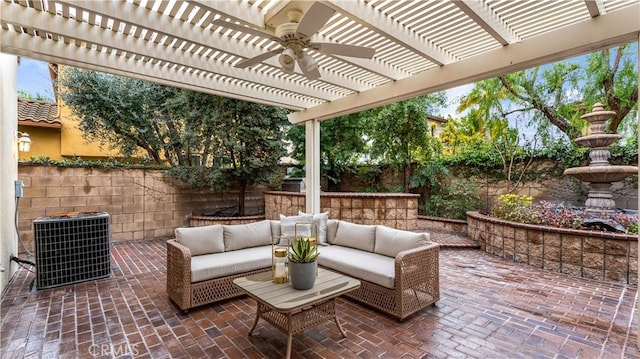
[18,89,53,102]
[409,160,450,193]
[288,239,319,263]
[60,67,289,215]
[357,166,384,192]
[491,194,536,222]
[369,94,447,177]
[287,112,369,189]
[24,156,162,169]
[424,179,484,219]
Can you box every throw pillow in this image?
[333,221,376,252]
[298,211,329,245]
[175,225,225,256]
[280,214,314,244]
[374,226,428,257]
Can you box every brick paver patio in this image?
[1,237,637,358]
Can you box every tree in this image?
[498,44,638,141]
[368,93,447,191]
[60,67,289,215]
[207,96,289,215]
[287,112,370,191]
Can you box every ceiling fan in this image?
[212,2,375,80]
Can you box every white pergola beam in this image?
[56,0,369,94]
[190,0,265,28]
[584,0,606,17]
[0,31,315,110]
[289,4,640,123]
[328,0,453,66]
[453,0,519,46]
[12,1,335,102]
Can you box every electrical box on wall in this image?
[14,180,23,198]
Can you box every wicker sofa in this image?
[166,217,440,320]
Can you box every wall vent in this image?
[34,212,111,289]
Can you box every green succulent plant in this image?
[288,239,319,263]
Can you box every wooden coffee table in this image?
[233,268,361,359]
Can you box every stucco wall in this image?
[16,165,266,253]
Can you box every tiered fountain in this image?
[563,103,638,213]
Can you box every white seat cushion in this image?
[191,246,272,283]
[318,245,395,289]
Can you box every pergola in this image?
[0,0,639,338]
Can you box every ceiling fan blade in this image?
[212,19,282,43]
[296,2,336,38]
[298,61,321,80]
[310,43,376,59]
[236,49,283,68]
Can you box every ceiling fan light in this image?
[281,60,295,74]
[299,53,317,72]
[278,48,296,67]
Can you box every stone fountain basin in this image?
[574,134,621,148]
[563,165,638,182]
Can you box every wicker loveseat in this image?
[166,216,440,320]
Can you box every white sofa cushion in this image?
[333,221,376,252]
[326,219,339,244]
[175,225,224,256]
[298,211,329,245]
[279,214,313,243]
[374,226,429,257]
[318,246,395,289]
[191,246,272,283]
[223,220,273,251]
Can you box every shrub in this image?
[490,199,639,234]
[425,179,484,220]
[491,194,536,223]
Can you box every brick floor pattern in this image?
[1,239,638,358]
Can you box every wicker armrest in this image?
[166,239,192,311]
[394,242,440,290]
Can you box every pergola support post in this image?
[636,33,640,349]
[305,119,321,214]
[0,54,19,293]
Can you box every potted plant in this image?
[288,238,319,290]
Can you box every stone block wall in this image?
[17,165,266,253]
[264,191,419,230]
[467,211,638,285]
[417,215,467,234]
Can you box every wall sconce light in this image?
[17,131,31,152]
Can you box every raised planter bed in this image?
[466,211,638,284]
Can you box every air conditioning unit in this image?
[34,212,111,289]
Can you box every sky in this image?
[17,58,55,100]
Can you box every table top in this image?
[233,268,361,312]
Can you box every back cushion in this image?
[333,221,376,252]
[223,220,273,251]
[326,219,339,244]
[175,225,225,256]
[298,211,329,245]
[374,226,428,257]
[280,214,314,243]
